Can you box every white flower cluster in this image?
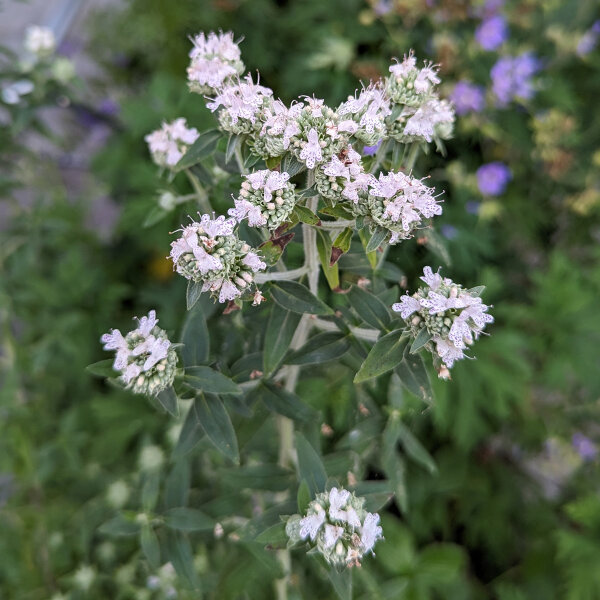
[393,267,494,371]
[336,84,391,146]
[315,145,374,205]
[24,25,56,57]
[354,171,443,244]
[187,31,244,94]
[169,213,266,303]
[286,487,383,568]
[385,53,455,144]
[145,118,199,169]
[101,310,177,395]
[229,170,297,229]
[206,74,273,135]
[248,99,303,159]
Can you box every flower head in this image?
[491,53,540,105]
[392,267,493,370]
[451,81,486,115]
[475,15,508,51]
[286,487,383,568]
[476,162,512,196]
[101,310,178,395]
[145,118,199,169]
[24,25,56,57]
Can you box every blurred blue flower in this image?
[475,15,508,51]
[477,162,512,196]
[451,81,486,115]
[491,53,540,105]
[572,433,598,461]
[576,21,600,57]
[466,200,481,214]
[362,140,382,156]
[441,224,458,239]
[373,0,393,16]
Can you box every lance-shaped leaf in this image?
[395,347,434,405]
[395,420,437,474]
[218,464,294,492]
[319,205,354,220]
[225,133,241,163]
[295,433,327,498]
[285,331,350,365]
[421,228,451,266]
[186,280,203,311]
[365,228,387,253]
[347,285,391,331]
[270,280,333,315]
[175,129,221,170]
[156,386,179,417]
[141,525,161,569]
[410,327,432,354]
[294,205,321,225]
[282,153,306,177]
[328,568,352,600]
[180,305,209,367]
[164,507,215,532]
[194,393,239,464]
[86,359,115,378]
[316,229,340,290]
[358,228,378,269]
[263,303,301,376]
[173,404,204,459]
[184,366,242,395]
[164,531,200,589]
[354,330,408,383]
[330,227,353,266]
[250,381,317,423]
[258,232,295,266]
[99,514,140,537]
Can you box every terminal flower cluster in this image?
[286,487,383,568]
[229,169,297,229]
[24,25,56,57]
[393,267,494,372]
[145,118,199,169]
[187,31,244,94]
[169,214,266,303]
[101,311,177,395]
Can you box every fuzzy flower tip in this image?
[101,310,177,395]
[145,118,199,169]
[353,170,442,244]
[187,30,245,94]
[392,267,493,371]
[169,213,266,304]
[286,487,383,568]
[229,169,297,229]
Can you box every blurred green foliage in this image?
[1,0,600,598]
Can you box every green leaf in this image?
[195,393,239,464]
[263,303,302,376]
[328,568,352,600]
[285,331,350,365]
[319,205,354,220]
[173,405,204,459]
[86,359,115,378]
[330,227,353,265]
[156,386,179,417]
[164,507,215,532]
[422,228,451,266]
[468,285,486,297]
[294,205,320,225]
[395,348,434,405]
[365,228,387,253]
[295,433,327,498]
[98,515,140,537]
[253,381,317,423]
[350,480,395,512]
[143,206,169,228]
[358,228,378,269]
[164,531,200,589]
[270,280,333,315]
[258,232,295,266]
[347,285,391,331]
[265,155,283,169]
[181,305,209,367]
[186,280,203,311]
[316,229,340,290]
[219,464,294,491]
[282,153,306,177]
[141,525,161,569]
[184,366,242,395]
[410,327,432,353]
[142,471,161,511]
[243,541,285,578]
[255,522,288,547]
[165,460,190,509]
[175,129,221,170]
[395,420,437,474]
[297,479,311,513]
[354,330,408,383]
[225,133,241,164]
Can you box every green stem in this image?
[184,169,211,214]
[404,143,420,173]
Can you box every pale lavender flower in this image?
[475,15,508,51]
[476,162,512,196]
[491,53,540,105]
[299,128,323,169]
[451,81,486,115]
[576,21,600,57]
[145,119,199,169]
[572,433,598,461]
[403,98,455,142]
[299,509,326,541]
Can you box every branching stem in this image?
[184,169,211,214]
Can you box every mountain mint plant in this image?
[93,28,493,600]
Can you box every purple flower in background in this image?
[451,81,486,115]
[362,140,382,156]
[373,0,393,16]
[491,53,540,105]
[466,200,481,215]
[441,224,458,239]
[475,15,508,51]
[98,98,120,116]
[572,433,598,461]
[476,162,512,196]
[577,21,600,57]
